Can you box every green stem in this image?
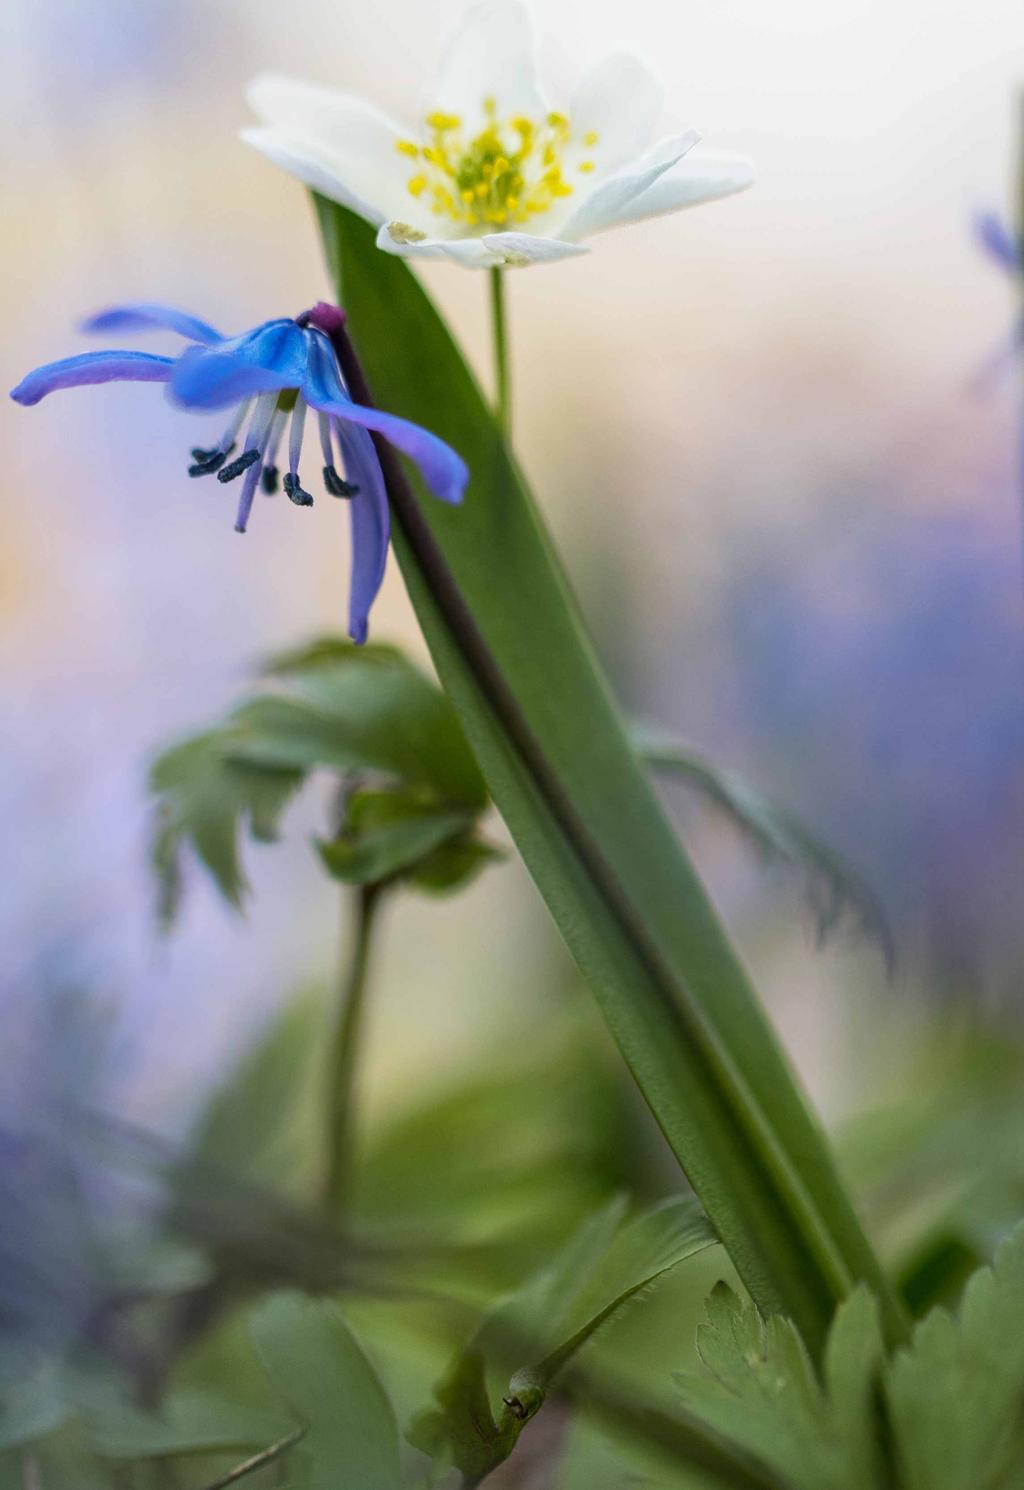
[489,267,511,437]
[323,882,383,1220]
[198,1429,305,1490]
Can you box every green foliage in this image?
[634,726,893,964]
[148,638,495,926]
[410,1197,718,1485]
[674,1284,887,1490]
[840,1034,1024,1316]
[249,1292,401,1490]
[887,1224,1024,1490]
[315,196,904,1357]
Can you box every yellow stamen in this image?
[401,96,587,231]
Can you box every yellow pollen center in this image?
[396,101,599,230]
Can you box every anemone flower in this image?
[242,0,753,270]
[10,302,467,643]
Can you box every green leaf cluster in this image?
[148,638,495,925]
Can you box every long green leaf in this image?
[314,199,904,1357]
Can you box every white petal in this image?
[244,75,416,225]
[429,0,545,127]
[558,129,700,242]
[569,52,663,173]
[597,150,755,232]
[242,126,392,226]
[376,223,505,268]
[376,222,590,269]
[479,232,590,265]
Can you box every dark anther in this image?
[188,445,232,477]
[323,464,359,498]
[191,441,235,463]
[261,464,280,495]
[217,449,261,484]
[283,472,314,507]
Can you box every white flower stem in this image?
[489,266,512,437]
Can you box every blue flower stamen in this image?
[283,472,314,507]
[318,409,359,497]
[217,449,261,483]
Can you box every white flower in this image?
[242,0,754,270]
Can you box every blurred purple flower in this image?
[720,506,1024,991]
[975,210,1023,277]
[11,301,467,643]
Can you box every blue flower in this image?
[10,301,468,643]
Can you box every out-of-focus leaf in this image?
[317,197,904,1358]
[634,725,893,965]
[411,1198,717,1484]
[149,638,491,925]
[85,1388,294,1461]
[887,1224,1024,1490]
[249,1291,400,1490]
[673,1283,886,1490]
[839,1034,1024,1315]
[353,1015,645,1291]
[409,835,503,894]
[150,732,302,926]
[230,641,486,807]
[0,1354,66,1450]
[190,992,327,1203]
[318,792,475,886]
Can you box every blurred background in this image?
[2,0,1023,1151]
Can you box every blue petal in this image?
[335,422,391,645]
[168,320,309,410]
[81,303,225,344]
[302,332,468,506]
[10,350,173,406]
[974,211,1022,274]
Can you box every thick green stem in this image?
[489,267,511,437]
[323,883,383,1220]
[314,197,909,1359]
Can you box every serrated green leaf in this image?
[887,1223,1024,1490]
[249,1291,400,1490]
[674,1283,886,1490]
[316,197,904,1357]
[633,726,893,965]
[414,1197,718,1484]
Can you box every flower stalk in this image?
[323,882,384,1222]
[489,267,512,436]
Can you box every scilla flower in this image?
[242,0,753,269]
[10,301,467,643]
